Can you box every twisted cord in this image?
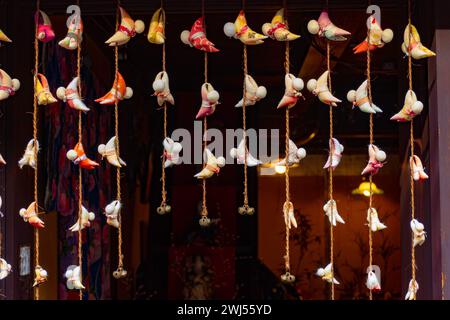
[242,44,248,207]
[201,0,208,218]
[160,0,167,207]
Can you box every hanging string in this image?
[366,16,374,301]
[33,0,41,301]
[326,38,335,300]
[407,0,416,300]
[201,0,208,219]
[76,0,83,301]
[159,0,168,209]
[114,0,124,275]
[241,45,249,209]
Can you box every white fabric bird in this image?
[152,71,174,107]
[0,153,5,165]
[105,7,145,46]
[235,75,267,108]
[323,138,344,170]
[361,144,386,176]
[163,137,182,168]
[283,201,297,229]
[0,195,3,218]
[405,279,419,300]
[411,218,426,247]
[323,199,345,226]
[194,148,225,179]
[277,73,304,109]
[367,208,387,232]
[98,136,126,168]
[65,265,85,290]
[391,90,423,122]
[307,71,341,106]
[69,206,95,232]
[347,80,383,114]
[316,263,339,284]
[104,200,121,229]
[0,68,20,101]
[401,24,436,60]
[33,265,48,287]
[0,258,12,280]
[366,269,381,291]
[230,138,261,167]
[18,139,39,169]
[276,139,306,167]
[56,77,90,112]
[410,155,429,181]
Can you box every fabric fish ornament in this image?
[196,83,220,119]
[56,77,90,112]
[307,11,351,41]
[35,10,55,42]
[361,144,386,176]
[152,71,174,107]
[68,206,95,232]
[95,72,133,105]
[147,7,165,44]
[59,12,82,50]
[410,155,429,181]
[65,265,85,290]
[181,17,219,52]
[230,138,261,167]
[390,90,423,122]
[194,148,225,179]
[235,75,267,108]
[323,138,344,170]
[0,68,20,101]
[18,139,39,170]
[105,7,145,46]
[163,137,182,168]
[262,8,300,41]
[98,136,126,168]
[401,24,435,60]
[223,10,267,45]
[19,201,44,228]
[347,80,382,113]
[307,71,341,106]
[66,142,99,170]
[277,73,304,109]
[35,73,57,105]
[353,15,393,54]
[105,200,121,228]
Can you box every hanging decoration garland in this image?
[307,3,350,299]
[151,1,179,215]
[183,0,223,227]
[347,4,393,298]
[98,0,143,280]
[223,1,267,216]
[395,0,434,301]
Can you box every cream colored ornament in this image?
[194,148,225,179]
[152,71,174,107]
[277,73,304,109]
[391,90,423,122]
[56,77,90,112]
[367,207,387,232]
[307,71,341,106]
[361,144,386,176]
[410,155,429,181]
[105,7,145,46]
[104,200,121,229]
[0,258,12,280]
[262,8,300,41]
[230,138,261,167]
[163,137,182,168]
[19,201,44,228]
[283,201,297,229]
[235,75,267,108]
[98,136,126,168]
[411,218,426,247]
[18,139,39,170]
[65,265,85,290]
[68,206,95,232]
[401,24,436,60]
[223,10,267,45]
[0,68,20,101]
[275,139,306,167]
[323,138,344,170]
[347,80,383,114]
[316,263,339,284]
[33,265,48,287]
[405,279,419,300]
[323,199,345,226]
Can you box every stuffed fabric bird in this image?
[105,200,121,228]
[307,11,351,41]
[152,71,174,106]
[65,265,85,290]
[277,74,304,109]
[95,72,133,105]
[283,201,297,229]
[35,10,55,43]
[163,137,182,168]
[390,90,423,122]
[98,136,126,168]
[411,219,426,247]
[347,80,382,114]
[307,71,341,106]
[18,139,39,170]
[235,75,267,108]
[56,77,90,112]
[0,68,20,101]
[275,139,306,167]
[0,258,12,280]
[367,207,387,232]
[366,269,381,291]
[181,17,219,52]
[35,73,57,105]
[105,7,144,46]
[262,8,300,41]
[361,144,386,176]
[66,142,99,170]
[229,138,261,167]
[59,13,82,50]
[323,199,345,226]
[223,10,267,45]
[402,24,436,60]
[196,83,220,119]
[405,279,419,300]
[353,15,393,54]
[69,206,95,232]
[19,201,44,228]
[147,7,165,44]
[410,155,429,181]
[323,138,344,170]
[194,148,225,179]
[0,28,12,45]
[33,265,48,287]
[316,263,339,284]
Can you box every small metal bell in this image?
[280,272,296,284]
[199,215,211,227]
